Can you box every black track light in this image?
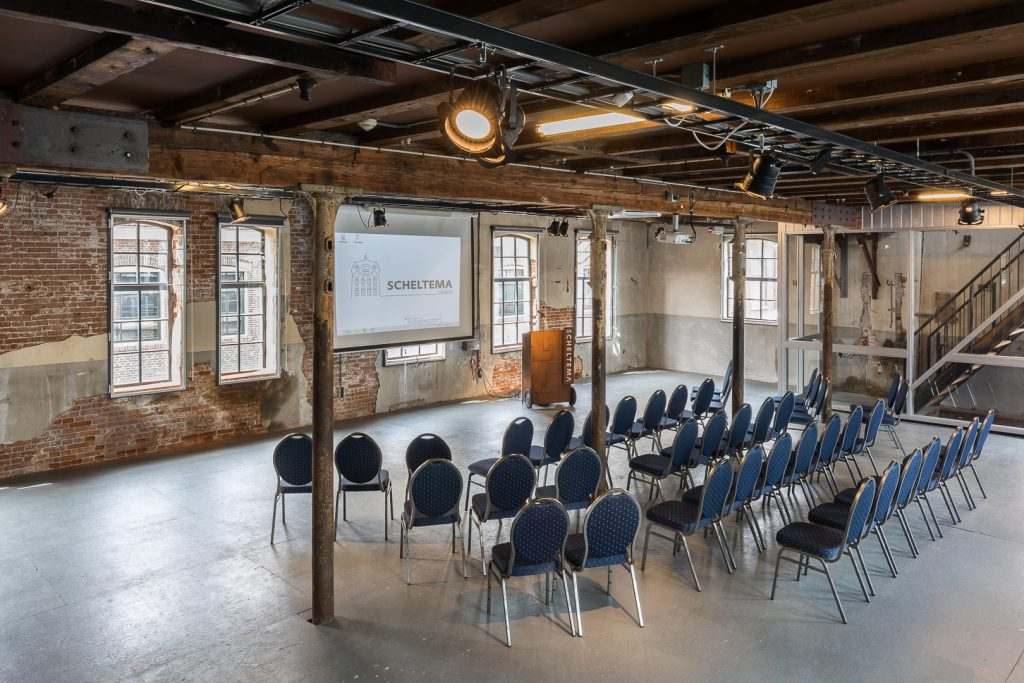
[558,219,569,237]
[372,207,387,228]
[810,149,832,175]
[228,197,247,223]
[547,219,560,236]
[958,197,985,226]
[864,175,897,211]
[736,151,782,200]
[297,78,316,102]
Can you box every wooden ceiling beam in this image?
[0,0,396,85]
[17,33,174,108]
[153,66,304,125]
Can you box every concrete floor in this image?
[2,369,1023,682]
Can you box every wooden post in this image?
[587,209,609,491]
[821,225,836,420]
[731,221,747,415]
[311,191,337,625]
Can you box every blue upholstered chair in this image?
[771,476,877,624]
[744,397,775,450]
[401,458,465,584]
[270,433,313,545]
[568,405,607,451]
[468,454,536,575]
[811,460,902,584]
[781,421,820,510]
[626,418,699,501]
[694,410,728,473]
[880,379,910,455]
[530,410,574,485]
[953,417,981,511]
[534,446,603,519]
[965,409,995,499]
[770,391,795,441]
[727,445,768,553]
[640,458,736,591]
[659,384,690,432]
[466,417,533,510]
[807,414,842,497]
[776,368,818,410]
[930,427,965,528]
[853,374,901,420]
[855,399,887,477]
[334,432,393,541]
[564,489,643,637]
[836,405,865,483]
[722,403,753,458]
[709,361,733,411]
[789,378,829,431]
[486,498,574,647]
[607,395,638,462]
[912,437,944,542]
[690,378,716,425]
[405,433,452,475]
[760,433,794,524]
[629,390,667,455]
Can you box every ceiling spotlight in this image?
[958,197,985,226]
[558,219,569,237]
[810,149,832,175]
[864,175,897,211]
[736,151,782,200]
[297,78,316,102]
[547,219,560,236]
[661,101,696,114]
[610,90,635,107]
[372,207,387,228]
[438,67,524,167]
[228,197,247,223]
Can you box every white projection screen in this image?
[334,206,475,350]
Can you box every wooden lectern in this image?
[521,328,576,408]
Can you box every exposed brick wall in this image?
[334,351,380,419]
[490,355,522,395]
[539,304,574,332]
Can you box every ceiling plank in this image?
[0,0,397,85]
[154,66,304,125]
[17,34,174,108]
[408,0,600,50]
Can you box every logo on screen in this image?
[351,255,381,297]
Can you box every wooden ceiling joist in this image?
[154,67,305,125]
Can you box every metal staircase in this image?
[913,232,1024,413]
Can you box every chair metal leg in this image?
[458,520,467,579]
[605,567,612,595]
[864,447,880,477]
[968,464,987,499]
[627,563,644,627]
[334,489,341,538]
[500,578,512,647]
[572,571,583,637]
[641,524,652,571]
[916,495,938,540]
[770,549,785,600]
[342,490,347,522]
[922,493,944,538]
[383,489,389,542]
[938,483,960,524]
[896,510,919,558]
[745,503,766,552]
[559,571,576,636]
[854,546,875,597]
[956,472,976,510]
[821,560,848,624]
[679,536,702,592]
[714,521,736,572]
[486,564,492,615]
[848,550,870,603]
[270,492,279,545]
[877,526,898,577]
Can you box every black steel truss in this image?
[136,0,1024,208]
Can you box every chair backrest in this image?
[701,411,729,461]
[543,410,575,459]
[720,360,734,402]
[554,447,603,506]
[894,448,923,510]
[872,460,902,526]
[666,384,688,420]
[697,459,735,523]
[484,454,536,517]
[692,378,715,417]
[864,399,886,447]
[405,433,452,473]
[610,396,638,436]
[408,459,462,520]
[726,403,753,450]
[668,419,700,472]
[916,437,942,495]
[840,405,864,454]
[792,422,819,477]
[842,477,878,547]
[804,368,820,400]
[773,391,795,437]
[502,417,535,456]
[891,380,909,418]
[751,397,775,444]
[274,433,313,486]
[812,378,830,416]
[579,405,610,448]
[884,374,902,411]
[507,498,569,571]
[733,445,765,505]
[973,409,996,461]
[763,433,794,489]
[938,428,964,481]
[580,489,641,564]
[641,390,667,430]
[334,432,382,484]
[957,418,980,470]
[816,415,842,468]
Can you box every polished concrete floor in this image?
[2,369,1023,682]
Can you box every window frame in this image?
[216,218,284,385]
[490,229,539,353]
[807,242,823,316]
[721,236,779,325]
[383,343,447,366]
[574,231,615,341]
[108,210,188,398]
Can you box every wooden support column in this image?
[821,225,837,421]
[731,221,747,415]
[311,191,338,625]
[587,208,609,491]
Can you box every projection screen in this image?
[334,206,475,350]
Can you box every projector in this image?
[654,227,696,245]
